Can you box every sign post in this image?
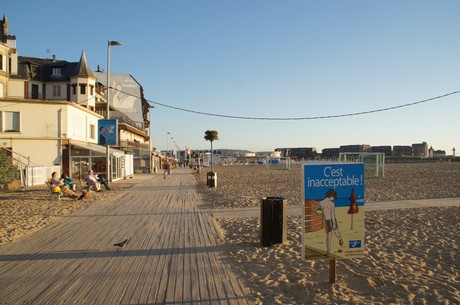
[98,119,118,181]
[329,259,337,283]
[302,162,365,282]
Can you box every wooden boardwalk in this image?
[0,169,253,305]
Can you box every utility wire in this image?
[110,87,460,121]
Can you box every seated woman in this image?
[50,172,85,200]
[61,173,76,191]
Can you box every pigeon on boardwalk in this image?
[113,238,129,247]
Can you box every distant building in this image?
[321,148,340,159]
[393,145,413,156]
[434,150,446,157]
[412,142,428,157]
[274,147,317,160]
[339,144,371,153]
[371,146,392,156]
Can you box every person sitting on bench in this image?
[50,172,85,200]
[61,173,76,191]
[86,170,111,191]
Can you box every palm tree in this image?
[204,130,219,172]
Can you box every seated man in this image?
[86,170,111,191]
[85,170,101,191]
[50,172,85,200]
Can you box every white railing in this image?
[25,165,61,187]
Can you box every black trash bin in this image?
[207,171,217,187]
[260,197,287,246]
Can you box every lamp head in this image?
[108,40,122,46]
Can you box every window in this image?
[0,54,3,71]
[3,111,20,132]
[80,84,86,94]
[52,67,62,76]
[90,85,94,95]
[89,124,96,139]
[52,85,61,97]
[72,84,77,95]
[31,65,39,78]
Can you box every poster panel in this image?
[98,119,118,146]
[302,162,365,260]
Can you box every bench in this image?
[80,175,97,192]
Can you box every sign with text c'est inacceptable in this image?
[302,162,365,260]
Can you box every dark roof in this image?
[17,51,94,82]
[76,50,95,79]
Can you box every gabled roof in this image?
[17,50,95,82]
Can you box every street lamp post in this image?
[106,40,122,183]
[166,132,171,156]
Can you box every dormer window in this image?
[31,65,39,78]
[52,67,62,76]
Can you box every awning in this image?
[69,140,125,157]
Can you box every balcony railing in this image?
[111,113,144,130]
[117,139,150,150]
[94,108,144,131]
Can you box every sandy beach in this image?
[1,162,459,304]
[194,162,460,304]
[0,178,139,245]
[195,162,460,209]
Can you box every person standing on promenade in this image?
[313,189,344,255]
[163,161,170,179]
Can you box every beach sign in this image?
[302,162,365,260]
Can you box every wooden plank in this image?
[87,197,159,304]
[132,202,173,304]
[117,200,162,304]
[0,169,252,304]
[172,197,187,303]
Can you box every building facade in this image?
[0,15,153,184]
[412,142,428,157]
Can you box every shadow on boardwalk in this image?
[0,168,253,305]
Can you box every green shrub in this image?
[0,149,18,184]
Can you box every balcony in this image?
[111,113,144,130]
[94,108,144,131]
[117,139,150,150]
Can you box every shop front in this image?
[62,140,128,182]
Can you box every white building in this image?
[0,15,155,184]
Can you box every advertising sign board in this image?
[98,119,118,146]
[302,162,365,260]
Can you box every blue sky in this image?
[3,1,460,153]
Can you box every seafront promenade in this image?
[1,167,459,304]
[0,168,252,305]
